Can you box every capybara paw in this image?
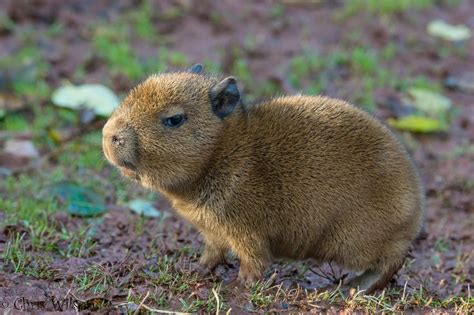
[237,267,262,285]
[199,251,226,271]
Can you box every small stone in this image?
[4,139,39,158]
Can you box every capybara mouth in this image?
[118,166,140,181]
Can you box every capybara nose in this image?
[102,117,138,171]
[111,134,125,147]
[103,118,126,147]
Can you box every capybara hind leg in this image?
[344,269,383,293]
[238,259,265,284]
[199,234,228,270]
[344,263,401,294]
[234,241,271,284]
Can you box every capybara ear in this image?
[209,77,240,119]
[188,64,204,74]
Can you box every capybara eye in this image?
[162,114,186,128]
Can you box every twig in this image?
[328,262,338,281]
[212,288,221,315]
[133,291,149,315]
[116,300,190,314]
[141,304,190,314]
[309,266,333,282]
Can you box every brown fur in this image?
[102,70,424,293]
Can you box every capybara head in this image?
[102,65,241,190]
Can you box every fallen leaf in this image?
[387,115,447,133]
[427,19,471,41]
[4,139,39,158]
[52,84,119,117]
[404,88,451,116]
[128,199,161,218]
[48,182,107,217]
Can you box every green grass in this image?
[25,255,56,280]
[58,142,106,172]
[232,58,253,90]
[148,255,196,295]
[1,173,100,261]
[3,232,54,279]
[271,3,285,19]
[3,233,29,273]
[3,231,54,278]
[169,51,189,67]
[160,4,187,20]
[341,0,462,18]
[180,286,224,314]
[28,220,60,253]
[92,24,143,81]
[381,42,398,61]
[293,284,473,313]
[397,76,441,92]
[286,47,400,111]
[285,44,443,112]
[0,113,29,131]
[288,52,329,96]
[92,30,188,79]
[0,11,15,32]
[45,22,64,37]
[91,17,189,81]
[351,47,378,75]
[128,0,154,41]
[122,271,225,313]
[0,43,51,99]
[1,175,61,227]
[75,264,113,294]
[249,280,275,308]
[343,0,437,15]
[202,59,222,74]
[1,144,110,261]
[288,44,441,112]
[59,224,98,258]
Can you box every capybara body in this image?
[102,65,424,292]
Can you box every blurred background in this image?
[0,0,473,313]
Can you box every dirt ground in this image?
[0,0,473,313]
